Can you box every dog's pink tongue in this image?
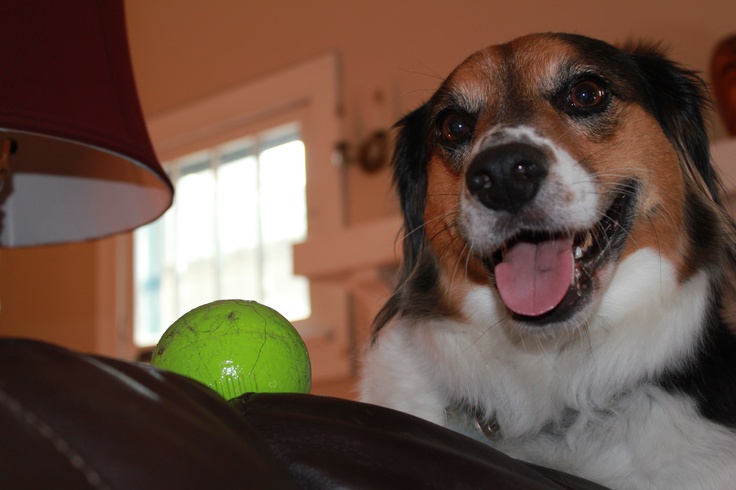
[494,238,574,317]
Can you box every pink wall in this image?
[1,0,735,356]
[0,242,100,352]
[125,0,736,224]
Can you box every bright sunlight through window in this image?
[134,123,310,346]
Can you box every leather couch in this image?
[0,338,607,489]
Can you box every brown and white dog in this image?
[360,33,736,489]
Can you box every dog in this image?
[360,33,736,489]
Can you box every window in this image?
[134,124,310,346]
[101,53,352,382]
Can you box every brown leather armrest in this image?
[0,338,607,489]
[232,392,608,490]
[0,338,295,489]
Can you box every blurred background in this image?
[1,0,734,398]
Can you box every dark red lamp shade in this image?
[0,0,173,247]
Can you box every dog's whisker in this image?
[395,208,458,251]
[463,243,475,282]
[645,214,666,297]
[399,63,449,83]
[449,242,471,293]
[461,316,505,354]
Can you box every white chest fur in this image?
[361,250,736,488]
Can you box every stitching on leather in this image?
[0,387,110,489]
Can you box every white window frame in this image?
[99,53,353,383]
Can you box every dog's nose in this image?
[465,143,548,213]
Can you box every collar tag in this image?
[444,404,501,442]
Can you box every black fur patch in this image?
[626,46,717,203]
[658,193,736,426]
[657,294,736,428]
[684,189,725,274]
[373,252,453,335]
[372,103,438,336]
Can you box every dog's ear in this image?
[626,44,719,202]
[391,102,432,271]
[371,103,432,335]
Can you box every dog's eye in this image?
[440,112,472,143]
[569,80,607,109]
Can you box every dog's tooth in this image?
[574,246,583,260]
[582,231,593,251]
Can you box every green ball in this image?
[150,299,311,399]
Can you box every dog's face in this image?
[383,33,718,333]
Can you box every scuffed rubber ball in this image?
[150,299,311,399]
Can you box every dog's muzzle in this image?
[462,137,638,323]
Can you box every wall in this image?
[1,0,735,357]
[125,0,736,223]
[0,235,130,357]
[0,243,98,350]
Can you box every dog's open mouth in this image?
[484,182,637,325]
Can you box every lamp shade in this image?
[0,0,173,247]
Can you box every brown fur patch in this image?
[587,105,688,277]
[424,154,488,305]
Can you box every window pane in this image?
[218,148,262,301]
[133,124,311,347]
[258,139,310,320]
[259,140,307,243]
[218,152,258,253]
[262,241,311,321]
[133,219,163,346]
[175,165,218,314]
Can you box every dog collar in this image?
[444,403,581,443]
[444,404,502,442]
